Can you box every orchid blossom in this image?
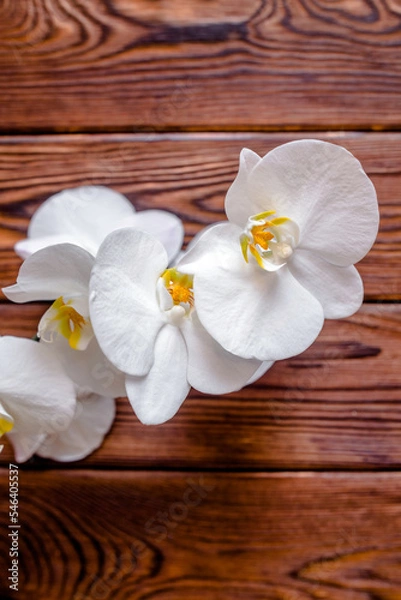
[0,337,76,462]
[4,186,185,395]
[178,140,379,361]
[15,185,184,263]
[89,228,271,425]
[3,244,126,397]
[0,336,115,462]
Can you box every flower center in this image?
[158,268,194,326]
[240,210,299,271]
[162,268,194,309]
[38,296,93,351]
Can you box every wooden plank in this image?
[0,470,401,599]
[0,132,400,299]
[0,0,401,132]
[1,302,401,469]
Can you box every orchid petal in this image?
[0,337,76,461]
[225,147,262,227]
[26,186,136,256]
[48,336,126,397]
[90,228,166,376]
[182,222,227,257]
[7,429,47,463]
[130,209,184,263]
[177,222,242,276]
[246,140,379,265]
[36,392,115,462]
[15,234,83,260]
[187,230,324,360]
[3,244,93,303]
[288,249,364,319]
[125,324,190,425]
[157,277,174,311]
[181,311,264,394]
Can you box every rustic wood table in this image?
[1,1,401,599]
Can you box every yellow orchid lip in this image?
[0,415,14,436]
[38,296,93,350]
[240,210,299,271]
[162,268,194,309]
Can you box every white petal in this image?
[157,277,174,311]
[36,392,116,462]
[47,335,126,397]
[26,186,136,256]
[7,429,47,463]
[288,249,364,319]
[0,337,76,455]
[247,140,379,266]
[190,237,324,361]
[246,360,274,385]
[90,228,166,376]
[180,311,264,394]
[177,222,242,276]
[183,222,228,256]
[92,227,168,295]
[130,209,184,263]
[225,147,262,227]
[3,244,93,302]
[15,234,83,260]
[125,324,190,425]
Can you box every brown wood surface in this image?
[1,0,401,132]
[0,132,400,300]
[1,470,401,600]
[1,1,401,598]
[0,302,400,470]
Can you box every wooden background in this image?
[1,1,401,598]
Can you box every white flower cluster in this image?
[1,140,379,462]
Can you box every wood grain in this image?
[1,302,400,469]
[1,0,400,596]
[1,470,401,599]
[0,132,400,299]
[1,0,401,132]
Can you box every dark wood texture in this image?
[0,302,400,470]
[1,0,401,132]
[0,132,400,300]
[1,470,401,600]
[1,1,401,598]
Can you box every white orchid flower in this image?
[89,228,270,425]
[15,185,184,263]
[178,140,379,361]
[0,337,115,462]
[0,336,76,462]
[3,244,126,398]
